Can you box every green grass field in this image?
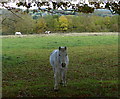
[2,35,118,97]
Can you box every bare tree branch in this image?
[1,17,6,24]
[0,1,120,15]
[2,5,24,19]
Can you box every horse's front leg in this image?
[54,69,59,91]
[54,73,58,91]
[61,69,67,87]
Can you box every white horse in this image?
[15,32,22,35]
[50,46,69,91]
[45,31,51,34]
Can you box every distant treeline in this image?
[2,12,119,35]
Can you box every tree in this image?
[44,15,59,32]
[15,14,36,34]
[1,0,119,34]
[2,9,36,35]
[2,9,19,34]
[59,16,68,32]
[35,18,47,33]
[53,18,59,32]
[109,15,119,32]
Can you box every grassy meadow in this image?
[2,35,118,97]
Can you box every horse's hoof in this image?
[63,84,67,87]
[60,82,63,85]
[54,89,59,92]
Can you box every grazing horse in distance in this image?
[50,46,69,91]
[15,32,22,35]
[45,31,51,34]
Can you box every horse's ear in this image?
[59,47,61,50]
[65,46,67,50]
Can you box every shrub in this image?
[35,18,47,33]
[59,16,69,32]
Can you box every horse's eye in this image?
[59,54,60,56]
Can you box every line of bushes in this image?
[2,11,119,35]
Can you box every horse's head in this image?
[58,46,68,68]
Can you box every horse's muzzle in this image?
[62,63,66,67]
